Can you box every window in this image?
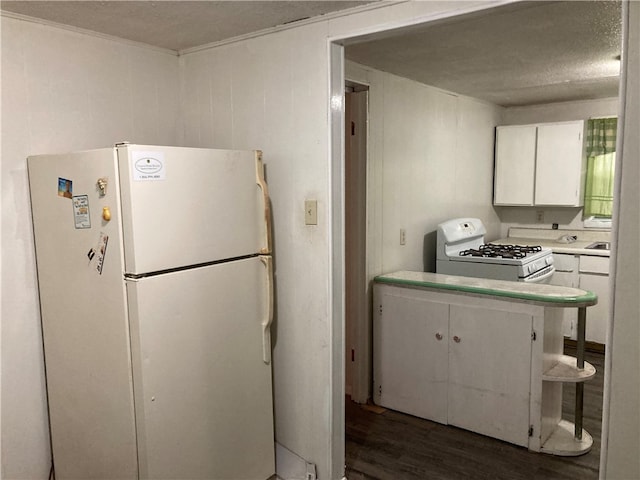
[583,117,616,224]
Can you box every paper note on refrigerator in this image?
[72,195,91,229]
[95,232,109,275]
[132,151,166,181]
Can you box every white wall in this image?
[180,20,335,475]
[346,61,502,273]
[179,3,501,478]
[496,97,619,235]
[502,97,619,125]
[602,1,640,478]
[1,16,179,478]
[3,2,639,479]
[2,3,498,479]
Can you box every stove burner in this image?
[459,243,542,259]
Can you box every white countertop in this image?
[490,228,611,257]
[375,271,597,307]
[491,237,609,256]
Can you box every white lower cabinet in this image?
[448,305,533,446]
[550,254,579,339]
[578,255,610,344]
[579,273,610,344]
[373,282,595,455]
[373,285,533,447]
[373,292,449,423]
[551,253,610,344]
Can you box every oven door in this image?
[521,265,555,283]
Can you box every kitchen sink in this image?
[585,241,611,250]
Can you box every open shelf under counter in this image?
[540,420,593,456]
[542,355,596,382]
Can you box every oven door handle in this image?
[523,266,555,283]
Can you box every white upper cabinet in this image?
[494,120,585,207]
[494,125,537,205]
[535,122,585,206]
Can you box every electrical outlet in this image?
[400,228,406,245]
[536,210,545,223]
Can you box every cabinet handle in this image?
[435,333,443,341]
[453,335,461,343]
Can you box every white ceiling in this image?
[1,1,622,107]
[0,0,375,51]
[345,1,622,107]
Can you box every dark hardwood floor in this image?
[345,348,604,480]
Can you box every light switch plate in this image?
[305,200,317,225]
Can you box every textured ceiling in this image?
[1,1,622,107]
[345,1,622,107]
[0,0,375,51]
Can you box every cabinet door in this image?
[494,125,537,205]
[373,289,449,423]
[448,305,533,447]
[552,253,579,273]
[549,256,579,339]
[579,273,609,344]
[551,272,578,338]
[535,122,584,206]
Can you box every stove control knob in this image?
[545,257,553,265]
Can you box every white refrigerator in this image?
[28,144,275,480]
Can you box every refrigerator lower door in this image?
[126,256,275,480]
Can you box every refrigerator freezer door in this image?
[118,145,268,275]
[27,149,138,479]
[126,256,275,479]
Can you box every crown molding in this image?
[0,10,178,56]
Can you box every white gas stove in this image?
[436,218,555,283]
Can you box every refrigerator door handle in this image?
[255,151,273,255]
[260,255,274,364]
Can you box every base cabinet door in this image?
[579,255,610,344]
[551,271,579,338]
[550,255,579,339]
[448,305,533,447]
[373,290,449,423]
[579,273,609,344]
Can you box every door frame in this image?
[344,85,370,404]
[328,2,629,478]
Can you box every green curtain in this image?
[583,117,617,218]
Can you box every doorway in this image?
[344,83,370,405]
[330,2,625,479]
